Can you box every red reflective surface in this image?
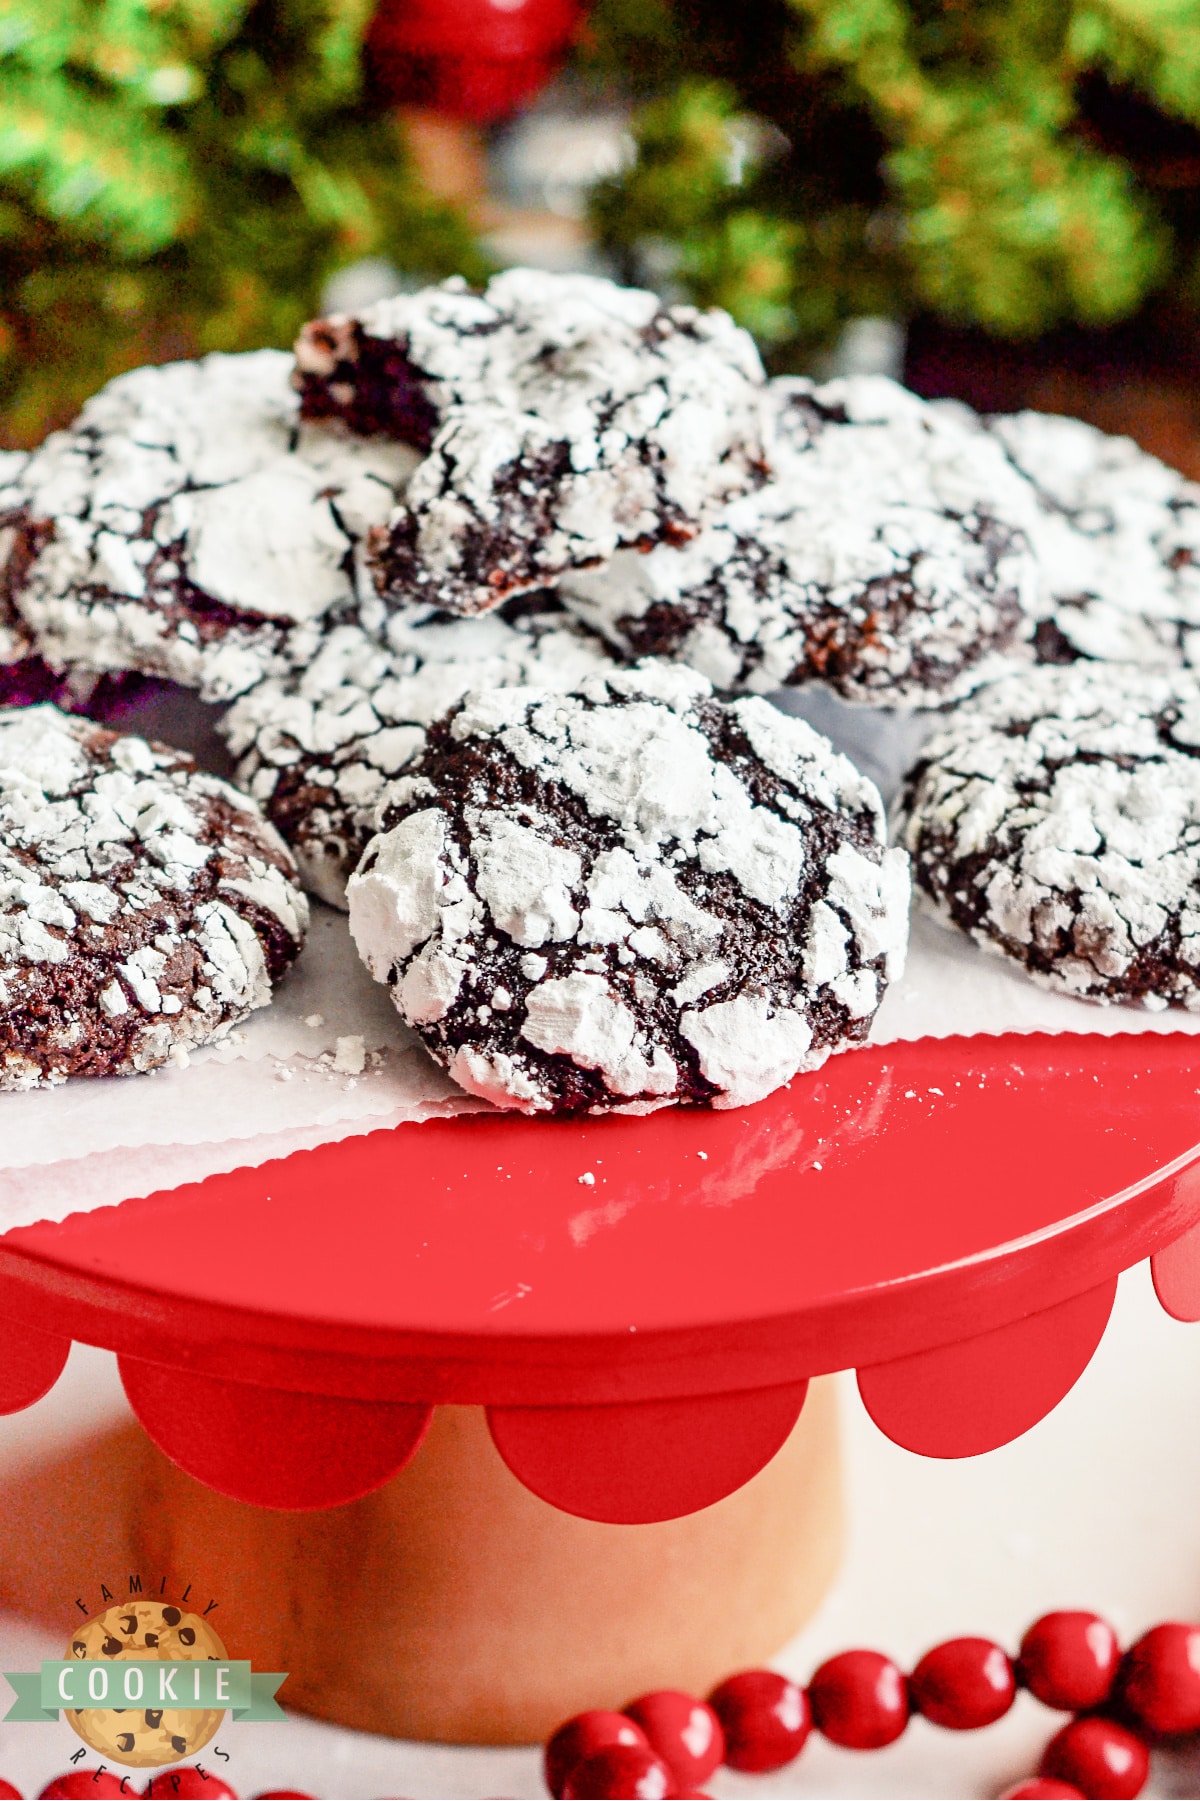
[0,1033,1197,1407]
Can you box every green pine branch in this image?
[0,0,487,445]
[583,0,1200,360]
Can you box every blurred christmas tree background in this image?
[6,0,1200,460]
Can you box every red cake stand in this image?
[0,1030,1198,1524]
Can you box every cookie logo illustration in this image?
[63,1603,227,1769]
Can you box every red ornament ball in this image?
[0,1783,21,1800]
[40,1778,129,1800]
[909,1637,1016,1730]
[545,1711,651,1798]
[366,0,583,122]
[622,1691,724,1792]
[1117,1621,1200,1736]
[707,1669,811,1773]
[1040,1717,1150,1800]
[1019,1611,1121,1712]
[561,1743,673,1800]
[144,1777,236,1798]
[1000,1784,1085,1799]
[807,1650,909,1749]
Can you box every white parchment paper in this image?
[0,903,484,1230]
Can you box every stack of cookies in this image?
[3,267,1198,1108]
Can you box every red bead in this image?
[1116,1621,1200,1736]
[561,1744,673,1800]
[545,1711,651,1798]
[707,1669,811,1772]
[807,1650,909,1749]
[40,1778,129,1800]
[145,1776,237,1798]
[1001,1784,1084,1799]
[1019,1612,1121,1712]
[623,1692,724,1791]
[910,1637,1016,1729]
[1040,1718,1150,1800]
[0,1783,20,1800]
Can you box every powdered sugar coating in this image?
[0,448,100,713]
[900,662,1200,1007]
[221,597,616,908]
[0,704,308,1087]
[6,352,419,702]
[296,269,768,617]
[560,376,1037,708]
[977,408,1200,667]
[348,661,909,1114]
[0,450,35,672]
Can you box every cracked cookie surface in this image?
[221,596,615,908]
[5,351,418,702]
[559,376,1037,709]
[900,662,1200,1007]
[296,269,768,617]
[348,660,909,1115]
[969,407,1200,669]
[0,704,308,1088]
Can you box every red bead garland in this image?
[1040,1717,1150,1799]
[1019,1612,1120,1713]
[39,1778,129,1799]
[537,1604,1200,1799]
[546,1711,652,1798]
[707,1670,810,1773]
[910,1636,1016,1730]
[560,1743,673,1800]
[807,1649,910,1749]
[622,1691,724,1792]
[25,1601,1198,1801]
[1116,1621,1200,1736]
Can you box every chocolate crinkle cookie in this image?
[295,269,768,617]
[347,661,909,1115]
[3,351,419,704]
[0,449,37,679]
[0,705,308,1089]
[559,376,1037,709]
[221,596,615,908]
[0,451,125,719]
[900,662,1200,1008]
[959,406,1200,669]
